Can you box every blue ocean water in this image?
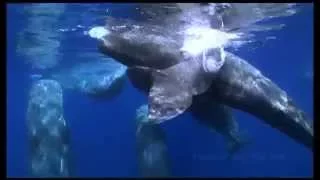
[6,3,313,177]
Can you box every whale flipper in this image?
[127,65,192,123]
[148,57,213,123]
[148,69,193,123]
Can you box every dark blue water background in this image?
[6,3,313,177]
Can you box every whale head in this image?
[89,23,184,70]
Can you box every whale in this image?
[26,79,72,177]
[135,105,171,177]
[124,50,313,150]
[96,24,313,150]
[91,3,312,150]
[96,20,230,122]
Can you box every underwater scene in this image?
[6,3,313,178]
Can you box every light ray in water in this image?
[180,26,243,56]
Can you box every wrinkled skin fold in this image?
[148,56,214,123]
